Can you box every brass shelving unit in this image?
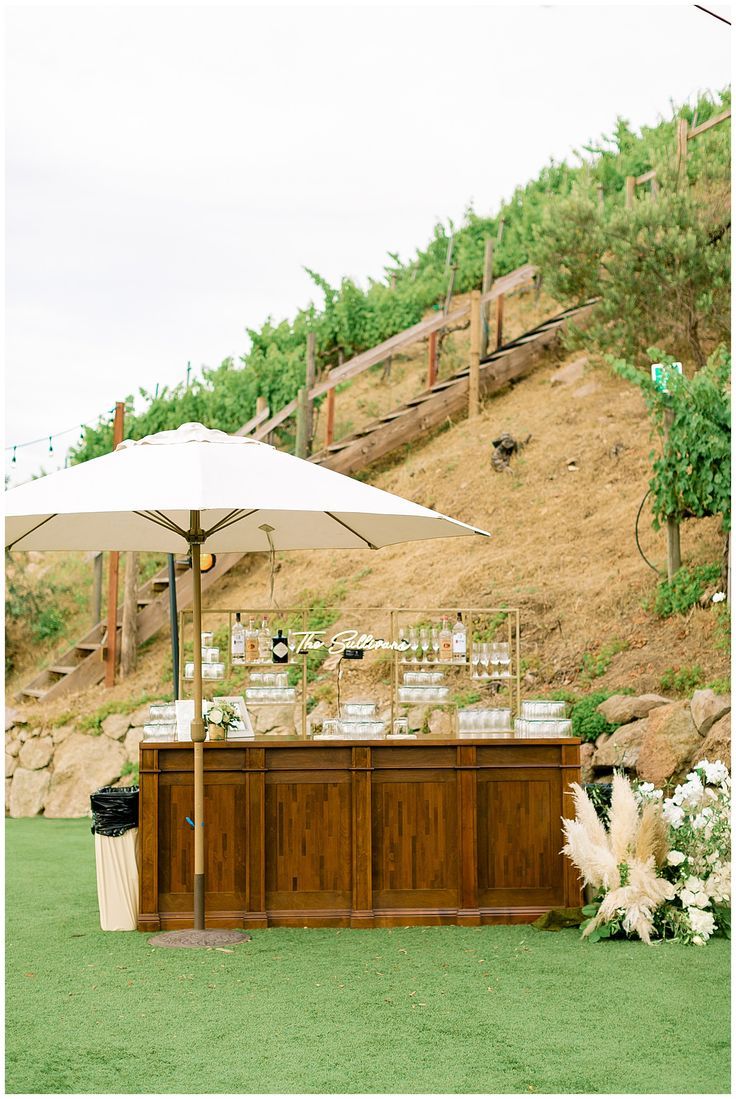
[178,605,521,739]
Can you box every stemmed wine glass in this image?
[399,626,408,663]
[409,626,420,664]
[287,630,298,663]
[431,627,440,664]
[480,642,491,679]
[471,642,481,679]
[420,627,430,664]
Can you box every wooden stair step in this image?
[151,579,170,590]
[136,598,154,606]
[75,642,101,652]
[21,688,48,699]
[49,665,77,676]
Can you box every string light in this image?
[5,406,117,457]
[48,436,53,454]
[12,447,16,464]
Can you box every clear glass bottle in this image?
[452,612,467,663]
[439,616,453,663]
[231,612,245,665]
[245,617,259,664]
[258,617,271,663]
[272,627,289,664]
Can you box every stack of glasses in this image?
[514,700,572,738]
[184,633,225,680]
[315,701,386,740]
[457,708,512,737]
[245,671,295,704]
[397,670,449,703]
[143,703,177,741]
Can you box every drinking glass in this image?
[409,626,419,664]
[287,631,298,661]
[471,642,481,678]
[420,628,430,664]
[392,717,409,737]
[480,643,490,678]
[431,627,440,663]
[399,626,408,663]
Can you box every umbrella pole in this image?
[189,513,206,931]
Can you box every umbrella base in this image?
[148,929,251,949]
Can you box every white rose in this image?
[692,935,704,946]
[208,707,223,725]
[687,907,715,940]
[667,850,687,866]
[663,802,685,828]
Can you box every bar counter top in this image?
[139,736,582,930]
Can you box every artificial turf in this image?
[5,818,731,1094]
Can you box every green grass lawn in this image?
[5,819,731,1094]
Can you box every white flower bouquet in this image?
[205,700,240,740]
[563,760,731,945]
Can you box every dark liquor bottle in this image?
[272,628,289,664]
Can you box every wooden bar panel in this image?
[139,739,580,929]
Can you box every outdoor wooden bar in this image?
[138,737,582,930]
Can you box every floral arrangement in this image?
[562,760,731,945]
[205,700,240,733]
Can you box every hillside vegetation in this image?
[6,90,731,713]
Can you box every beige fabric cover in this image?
[94,827,139,931]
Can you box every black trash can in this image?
[91,786,140,931]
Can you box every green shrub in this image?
[650,563,722,618]
[660,665,705,696]
[547,689,627,743]
[580,639,629,682]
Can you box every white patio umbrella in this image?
[5,422,488,930]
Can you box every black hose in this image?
[635,489,664,575]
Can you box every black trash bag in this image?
[90,786,139,837]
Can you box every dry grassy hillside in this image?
[16,302,728,730]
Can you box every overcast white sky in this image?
[4,2,731,484]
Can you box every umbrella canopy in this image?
[6,422,488,552]
[5,421,488,933]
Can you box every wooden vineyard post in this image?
[480,238,494,358]
[92,552,103,625]
[596,182,604,209]
[676,117,689,182]
[305,332,316,455]
[104,401,125,687]
[663,407,682,580]
[427,329,438,389]
[495,293,505,351]
[468,291,481,419]
[324,387,336,447]
[120,550,139,678]
[295,387,308,459]
[650,172,659,201]
[625,176,635,209]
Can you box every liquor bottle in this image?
[272,627,289,664]
[439,616,453,663]
[258,617,270,663]
[452,612,467,663]
[231,613,245,665]
[245,618,259,664]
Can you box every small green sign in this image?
[650,361,683,393]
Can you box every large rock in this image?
[101,713,131,741]
[18,736,54,771]
[6,737,20,758]
[128,704,155,728]
[124,727,144,764]
[9,768,51,817]
[580,742,595,783]
[597,694,670,725]
[6,753,17,778]
[593,719,649,771]
[690,689,731,737]
[52,724,75,745]
[428,709,453,737]
[251,704,298,736]
[44,733,126,818]
[693,713,731,771]
[636,701,702,787]
[5,707,28,731]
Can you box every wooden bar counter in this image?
[138,737,581,930]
